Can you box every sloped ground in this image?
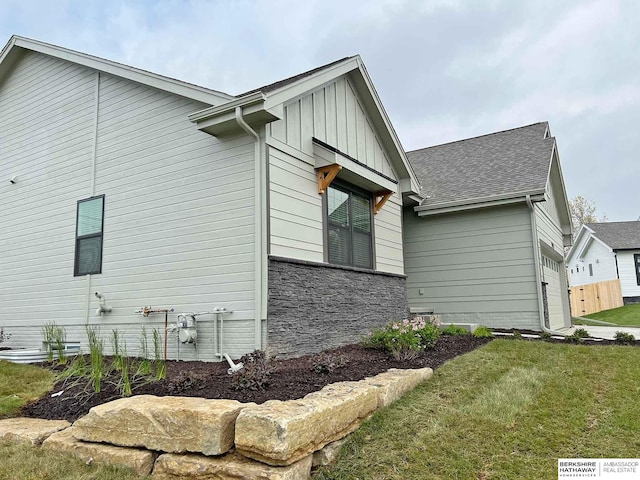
[20,336,491,422]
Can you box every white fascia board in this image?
[415,190,546,216]
[263,57,361,107]
[548,142,573,233]
[8,36,233,105]
[565,225,596,262]
[349,57,421,194]
[313,141,397,193]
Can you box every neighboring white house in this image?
[403,122,574,332]
[0,36,421,361]
[567,222,640,304]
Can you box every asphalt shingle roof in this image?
[237,56,354,97]
[406,122,555,208]
[586,222,640,250]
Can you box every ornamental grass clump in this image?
[364,317,440,360]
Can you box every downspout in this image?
[526,195,564,335]
[85,71,101,324]
[235,107,264,350]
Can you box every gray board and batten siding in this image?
[0,50,258,361]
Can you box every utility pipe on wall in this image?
[235,107,265,350]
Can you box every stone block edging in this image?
[0,366,433,479]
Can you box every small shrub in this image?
[310,352,349,374]
[363,318,440,360]
[231,350,276,391]
[573,328,590,339]
[512,330,523,340]
[539,331,553,341]
[566,328,590,344]
[614,331,636,345]
[472,326,493,338]
[442,325,469,336]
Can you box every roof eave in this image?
[414,189,546,216]
[1,35,234,105]
[188,92,284,136]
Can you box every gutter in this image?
[526,194,565,335]
[235,107,265,350]
[189,92,265,123]
[415,189,546,216]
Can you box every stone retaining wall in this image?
[1,367,433,479]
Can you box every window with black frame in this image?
[326,184,373,269]
[74,195,104,276]
[635,254,640,286]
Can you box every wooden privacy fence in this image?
[569,279,623,316]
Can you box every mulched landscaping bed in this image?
[20,335,492,423]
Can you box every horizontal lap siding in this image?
[617,251,640,297]
[268,76,403,274]
[0,51,94,349]
[0,52,256,360]
[268,146,323,262]
[568,240,617,286]
[403,205,540,329]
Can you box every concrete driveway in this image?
[581,325,640,340]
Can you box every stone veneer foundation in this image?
[267,256,409,358]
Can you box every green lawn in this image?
[0,360,56,417]
[580,304,640,326]
[5,341,640,479]
[314,339,640,480]
[0,360,148,479]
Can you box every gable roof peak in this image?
[237,55,358,97]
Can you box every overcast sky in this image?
[2,0,637,221]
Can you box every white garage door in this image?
[542,255,565,330]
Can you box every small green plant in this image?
[137,327,152,376]
[57,354,87,381]
[41,322,67,363]
[472,326,493,338]
[86,326,105,393]
[566,328,590,344]
[363,318,440,360]
[231,350,275,391]
[152,328,166,380]
[442,325,469,336]
[540,331,553,340]
[310,351,349,374]
[111,329,124,371]
[512,330,523,340]
[118,344,132,396]
[614,331,636,345]
[0,327,11,345]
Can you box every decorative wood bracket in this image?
[317,164,342,194]
[374,190,394,214]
